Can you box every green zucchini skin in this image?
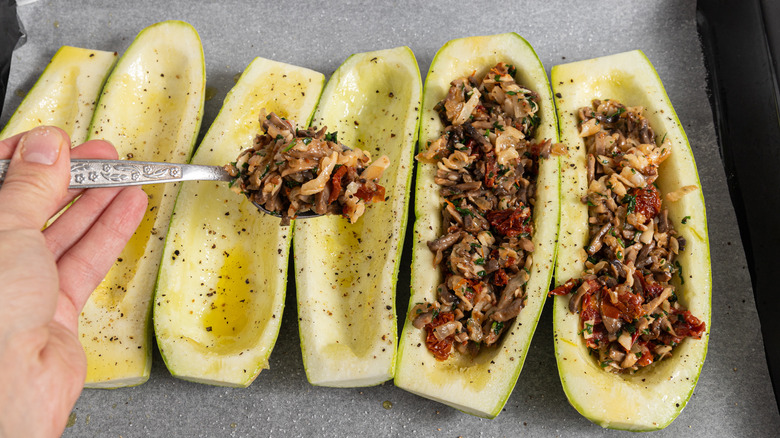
[78,20,206,388]
[395,33,560,419]
[293,46,422,387]
[551,50,711,431]
[153,58,324,387]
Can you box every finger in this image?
[57,140,120,208]
[0,126,71,231]
[0,229,59,334]
[54,186,148,330]
[44,186,124,259]
[0,131,29,159]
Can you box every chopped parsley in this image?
[282,141,297,152]
[456,207,474,217]
[674,260,685,285]
[622,194,636,214]
[578,323,594,335]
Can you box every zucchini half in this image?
[0,45,117,144]
[551,50,711,430]
[394,33,560,418]
[293,47,422,387]
[78,21,205,388]
[154,58,324,387]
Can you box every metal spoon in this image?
[0,158,322,219]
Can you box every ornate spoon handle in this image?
[0,158,324,219]
[0,159,232,189]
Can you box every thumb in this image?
[0,126,71,231]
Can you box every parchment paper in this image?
[2,1,778,436]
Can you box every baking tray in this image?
[0,0,23,116]
[698,0,780,408]
[2,1,779,436]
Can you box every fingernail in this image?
[19,127,64,165]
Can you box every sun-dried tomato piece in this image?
[463,286,476,303]
[586,323,608,350]
[580,292,602,324]
[632,185,662,220]
[493,268,509,287]
[328,165,349,204]
[549,278,580,296]
[673,310,707,340]
[355,183,386,203]
[635,342,654,367]
[615,289,645,322]
[425,312,456,361]
[600,300,621,321]
[486,207,533,237]
[639,274,665,300]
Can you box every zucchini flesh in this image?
[153,58,324,387]
[78,21,205,388]
[293,47,422,387]
[551,50,711,431]
[0,46,116,144]
[394,33,560,418]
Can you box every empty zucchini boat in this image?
[395,33,560,418]
[77,20,205,388]
[0,45,116,144]
[293,46,422,387]
[154,58,324,387]
[550,50,711,430]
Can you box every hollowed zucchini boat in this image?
[153,58,324,387]
[77,21,205,388]
[394,33,560,418]
[293,46,422,387]
[0,45,117,144]
[551,50,711,430]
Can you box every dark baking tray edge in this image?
[697,0,780,409]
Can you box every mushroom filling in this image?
[549,99,705,373]
[224,110,389,225]
[411,63,554,360]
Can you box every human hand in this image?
[0,127,147,438]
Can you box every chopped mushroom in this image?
[549,100,706,373]
[224,110,388,225]
[412,62,548,360]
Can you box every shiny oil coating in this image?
[293,47,422,387]
[77,20,206,388]
[153,56,324,387]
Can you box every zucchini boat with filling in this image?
[395,33,560,418]
[78,20,205,388]
[153,58,324,387]
[0,45,117,144]
[551,50,711,430]
[294,46,422,387]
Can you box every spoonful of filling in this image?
[0,111,390,226]
[224,110,390,225]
